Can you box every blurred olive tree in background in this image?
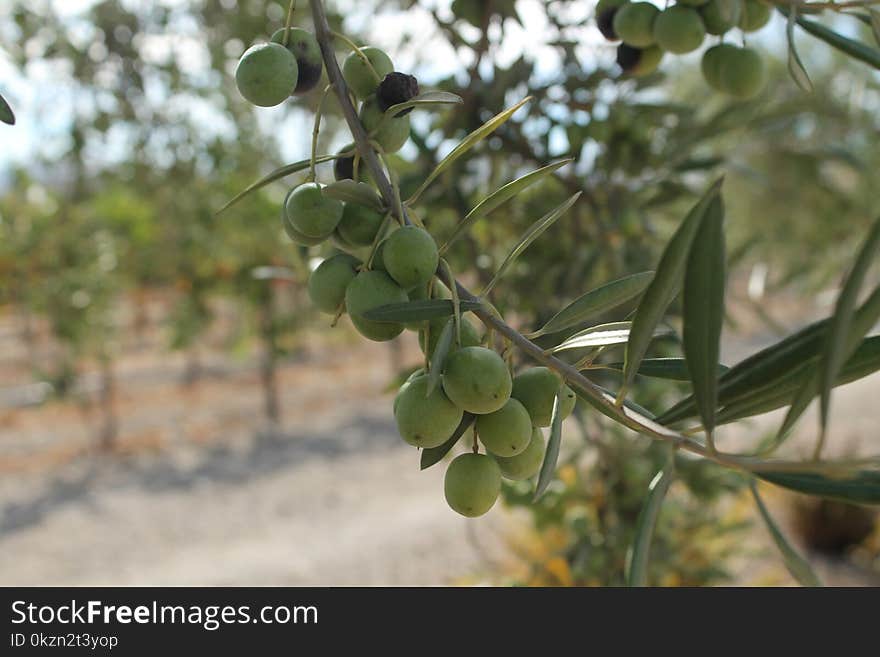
[0,0,365,440]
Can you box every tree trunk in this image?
[98,355,118,451]
[182,346,202,387]
[18,302,38,373]
[259,296,280,426]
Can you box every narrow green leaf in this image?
[408,96,531,205]
[682,194,726,436]
[442,159,573,253]
[602,358,729,382]
[818,217,880,434]
[361,299,483,323]
[870,9,880,47]
[786,9,814,92]
[673,156,724,173]
[622,179,724,394]
[575,387,693,445]
[755,468,880,505]
[626,456,675,587]
[427,317,455,396]
[750,482,823,586]
[776,279,880,443]
[656,318,828,425]
[662,283,880,429]
[534,389,564,501]
[216,154,339,214]
[483,193,580,296]
[0,92,14,125]
[552,322,632,352]
[528,271,654,338]
[779,6,880,70]
[384,90,463,117]
[322,180,383,210]
[551,322,672,353]
[420,414,475,470]
[775,369,820,445]
[717,335,880,426]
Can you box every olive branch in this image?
[308,0,879,483]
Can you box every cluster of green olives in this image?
[399,362,577,518]
[303,207,578,517]
[234,29,578,519]
[596,0,769,99]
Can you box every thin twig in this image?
[308,0,863,478]
[283,0,296,47]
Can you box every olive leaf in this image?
[870,9,880,47]
[656,315,828,426]
[776,268,880,445]
[755,466,880,505]
[427,317,455,396]
[817,217,880,435]
[527,271,654,339]
[0,92,14,126]
[361,299,483,323]
[482,192,580,296]
[660,281,880,432]
[576,386,694,445]
[216,154,340,214]
[562,321,633,347]
[786,8,814,92]
[673,156,725,173]
[322,179,384,210]
[778,6,880,71]
[551,321,650,353]
[621,179,724,397]
[717,335,880,427]
[601,358,729,382]
[626,452,675,587]
[407,96,531,205]
[384,90,463,117]
[533,389,564,501]
[750,482,823,586]
[441,159,574,254]
[420,414,475,470]
[682,194,726,438]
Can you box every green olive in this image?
[342,46,394,99]
[511,366,576,427]
[444,453,502,517]
[307,253,360,314]
[442,346,512,415]
[344,270,408,341]
[476,398,533,457]
[653,6,706,54]
[494,427,546,481]
[613,2,660,48]
[394,374,463,448]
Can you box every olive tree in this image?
[218,0,880,585]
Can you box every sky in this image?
[0,0,618,180]
[0,0,844,187]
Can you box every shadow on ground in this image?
[0,413,397,536]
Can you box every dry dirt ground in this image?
[0,302,878,586]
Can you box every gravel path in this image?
[0,315,877,586]
[0,333,512,586]
[0,406,511,586]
